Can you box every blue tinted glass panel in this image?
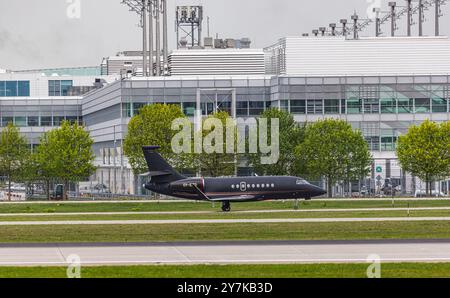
[18,81,30,96]
[0,81,5,96]
[61,80,73,96]
[5,81,17,97]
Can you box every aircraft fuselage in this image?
[145,176,325,202]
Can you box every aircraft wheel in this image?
[221,201,231,212]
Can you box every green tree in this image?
[397,120,450,196]
[296,119,372,198]
[194,111,237,177]
[247,108,306,176]
[0,123,29,200]
[124,104,189,174]
[35,121,95,200]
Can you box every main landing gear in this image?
[221,201,231,212]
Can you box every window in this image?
[48,80,73,96]
[347,98,362,114]
[280,100,289,112]
[364,98,379,114]
[236,101,248,116]
[183,102,196,116]
[1,117,13,127]
[415,98,430,113]
[53,116,65,126]
[201,102,215,116]
[0,81,29,97]
[365,136,380,151]
[40,116,52,127]
[14,116,27,127]
[61,80,73,96]
[48,80,59,96]
[65,116,78,125]
[133,103,147,115]
[5,81,17,97]
[307,99,323,114]
[432,98,447,113]
[398,98,413,113]
[27,116,39,127]
[18,81,30,96]
[324,99,339,114]
[0,81,5,96]
[291,100,306,114]
[381,98,396,113]
[249,101,265,116]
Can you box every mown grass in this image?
[0,209,449,221]
[1,263,450,278]
[0,221,450,243]
[1,200,450,214]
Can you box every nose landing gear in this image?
[221,201,231,212]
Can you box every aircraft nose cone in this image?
[310,185,326,197]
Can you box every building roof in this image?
[265,36,450,76]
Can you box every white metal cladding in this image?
[168,49,265,76]
[265,36,450,76]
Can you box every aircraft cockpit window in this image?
[296,179,307,185]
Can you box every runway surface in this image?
[1,239,450,266]
[1,217,450,225]
[0,206,449,217]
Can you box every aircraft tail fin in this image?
[142,146,185,184]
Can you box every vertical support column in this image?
[162,0,168,75]
[155,0,161,76]
[419,0,424,36]
[142,0,148,77]
[232,89,237,119]
[149,0,154,76]
[435,0,440,36]
[389,2,396,37]
[407,0,412,36]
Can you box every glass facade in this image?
[272,76,450,153]
[0,81,30,97]
[82,75,450,158]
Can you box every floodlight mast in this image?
[142,0,148,76]
[325,0,447,38]
[121,0,168,76]
[149,1,154,76]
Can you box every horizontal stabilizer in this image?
[147,171,172,177]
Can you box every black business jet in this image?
[142,146,326,212]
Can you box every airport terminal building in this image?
[2,36,450,195]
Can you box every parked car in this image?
[415,190,446,198]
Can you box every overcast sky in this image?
[0,0,449,70]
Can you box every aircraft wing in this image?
[208,195,257,202]
[191,185,257,202]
